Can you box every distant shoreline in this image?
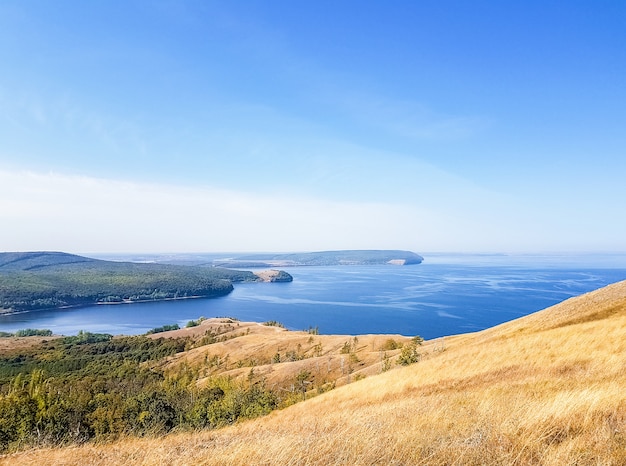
[95,295,206,305]
[0,293,222,317]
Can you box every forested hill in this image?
[214,250,424,267]
[0,252,290,313]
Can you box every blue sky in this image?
[1,1,625,253]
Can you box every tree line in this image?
[0,332,279,452]
[0,260,267,312]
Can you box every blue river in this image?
[1,254,625,339]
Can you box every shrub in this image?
[146,324,180,335]
[412,335,424,346]
[380,338,399,350]
[263,321,284,328]
[14,329,53,337]
[186,317,206,328]
[397,341,421,366]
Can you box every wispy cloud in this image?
[0,170,439,253]
[1,162,623,254]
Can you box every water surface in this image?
[1,254,625,339]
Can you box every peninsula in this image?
[212,249,424,268]
[0,252,292,314]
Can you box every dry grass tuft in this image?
[3,280,626,465]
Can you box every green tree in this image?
[397,340,422,366]
[295,369,312,400]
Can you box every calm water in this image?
[1,254,626,339]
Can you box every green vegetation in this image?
[0,252,291,313]
[0,317,421,456]
[263,320,285,328]
[146,324,180,335]
[0,332,280,452]
[295,369,312,400]
[380,351,392,372]
[62,331,113,345]
[340,341,352,354]
[340,337,359,355]
[186,317,206,328]
[0,329,54,338]
[396,336,423,366]
[380,338,400,350]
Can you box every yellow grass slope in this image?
[5,280,626,465]
[151,319,414,389]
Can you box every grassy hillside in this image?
[4,280,625,465]
[0,252,290,312]
[0,316,416,454]
[149,319,416,391]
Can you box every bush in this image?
[340,341,352,354]
[146,324,180,335]
[263,321,284,328]
[14,329,53,337]
[412,335,424,346]
[186,317,206,328]
[396,339,422,366]
[63,331,112,345]
[380,338,399,350]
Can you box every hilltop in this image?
[3,279,625,465]
[0,251,98,271]
[0,252,292,313]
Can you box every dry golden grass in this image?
[4,281,626,465]
[0,335,60,352]
[152,318,415,389]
